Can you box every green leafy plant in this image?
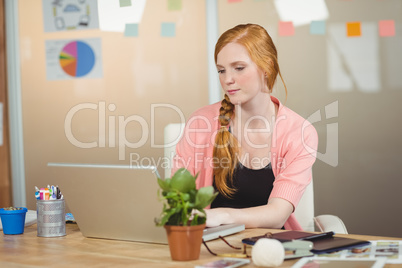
[156,168,218,226]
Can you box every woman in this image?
[172,24,318,230]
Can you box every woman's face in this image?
[216,42,267,106]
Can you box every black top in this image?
[211,162,275,209]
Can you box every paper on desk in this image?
[313,240,402,264]
[0,210,37,231]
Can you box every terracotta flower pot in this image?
[164,223,206,261]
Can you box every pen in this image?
[51,185,57,200]
[301,231,335,241]
[56,186,62,199]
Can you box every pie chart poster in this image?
[45,38,103,80]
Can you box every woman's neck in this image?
[233,93,277,129]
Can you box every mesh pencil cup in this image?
[36,199,66,237]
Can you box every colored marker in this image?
[44,188,50,200]
[35,186,40,200]
[40,188,45,200]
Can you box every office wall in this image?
[18,0,208,209]
[17,0,402,237]
[218,0,402,237]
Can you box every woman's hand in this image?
[204,198,293,228]
[205,208,233,227]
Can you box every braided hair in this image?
[213,94,239,197]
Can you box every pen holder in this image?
[0,207,28,235]
[36,199,66,237]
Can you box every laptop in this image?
[47,163,168,243]
[47,163,244,244]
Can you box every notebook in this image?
[203,223,245,242]
[242,231,371,254]
[47,163,244,244]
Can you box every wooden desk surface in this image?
[0,224,401,267]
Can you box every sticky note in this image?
[124,23,138,37]
[346,22,361,37]
[168,0,182,11]
[310,21,326,35]
[119,0,132,7]
[379,20,395,37]
[161,23,176,37]
[279,21,295,36]
[228,0,242,3]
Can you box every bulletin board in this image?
[18,0,208,209]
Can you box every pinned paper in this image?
[42,0,100,32]
[124,23,138,37]
[346,22,361,37]
[119,0,132,7]
[327,23,380,93]
[98,0,146,32]
[310,20,326,35]
[274,0,329,27]
[168,0,182,11]
[279,21,295,36]
[379,20,395,37]
[45,38,103,80]
[161,23,176,37]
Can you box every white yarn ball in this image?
[251,238,285,267]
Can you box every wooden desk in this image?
[0,224,401,267]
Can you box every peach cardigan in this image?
[172,96,318,230]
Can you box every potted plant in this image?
[156,168,217,261]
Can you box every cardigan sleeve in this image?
[270,120,318,211]
[171,103,220,189]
